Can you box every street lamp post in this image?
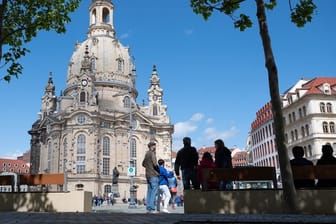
[63,148,68,192]
[128,80,136,209]
[113,72,137,208]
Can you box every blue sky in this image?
[0,0,335,158]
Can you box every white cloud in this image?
[173,121,198,138]
[190,113,204,122]
[203,126,239,142]
[206,118,214,125]
[172,113,239,150]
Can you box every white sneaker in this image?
[162,208,170,213]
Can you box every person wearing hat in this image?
[142,141,160,213]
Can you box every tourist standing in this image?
[214,139,233,190]
[142,142,160,213]
[174,137,200,190]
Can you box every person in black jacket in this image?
[214,139,233,190]
[290,145,315,188]
[174,137,200,190]
[316,144,336,187]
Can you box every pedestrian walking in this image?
[156,159,173,213]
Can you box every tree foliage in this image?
[189,0,316,213]
[190,0,316,30]
[0,0,81,82]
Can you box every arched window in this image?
[303,106,307,116]
[102,7,110,24]
[292,112,296,121]
[91,9,96,24]
[153,104,158,116]
[320,102,326,113]
[103,136,110,156]
[298,108,302,119]
[75,183,84,190]
[117,59,124,72]
[291,131,294,142]
[294,129,298,140]
[289,114,292,123]
[308,145,312,157]
[80,91,86,103]
[123,96,130,108]
[323,121,329,133]
[301,126,305,138]
[77,134,86,154]
[91,58,96,71]
[330,122,335,133]
[305,124,310,136]
[104,185,112,193]
[327,103,332,113]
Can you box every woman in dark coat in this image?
[197,152,217,190]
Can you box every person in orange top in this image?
[197,152,218,190]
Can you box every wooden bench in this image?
[19,173,64,185]
[0,175,14,185]
[201,166,277,191]
[291,165,336,185]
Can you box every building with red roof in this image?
[0,158,30,174]
[248,77,336,185]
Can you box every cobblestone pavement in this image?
[1,203,336,224]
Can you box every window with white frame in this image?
[103,136,110,156]
[123,96,130,108]
[330,122,335,133]
[305,124,310,136]
[320,102,326,113]
[80,91,86,103]
[77,134,86,154]
[301,126,305,138]
[104,185,112,193]
[77,156,86,174]
[153,104,158,116]
[327,103,332,113]
[323,121,329,133]
[102,158,110,175]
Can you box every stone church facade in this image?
[28,0,174,200]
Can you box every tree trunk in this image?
[0,0,6,62]
[255,0,299,213]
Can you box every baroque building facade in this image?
[247,77,336,185]
[28,0,174,199]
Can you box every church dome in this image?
[65,0,134,89]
